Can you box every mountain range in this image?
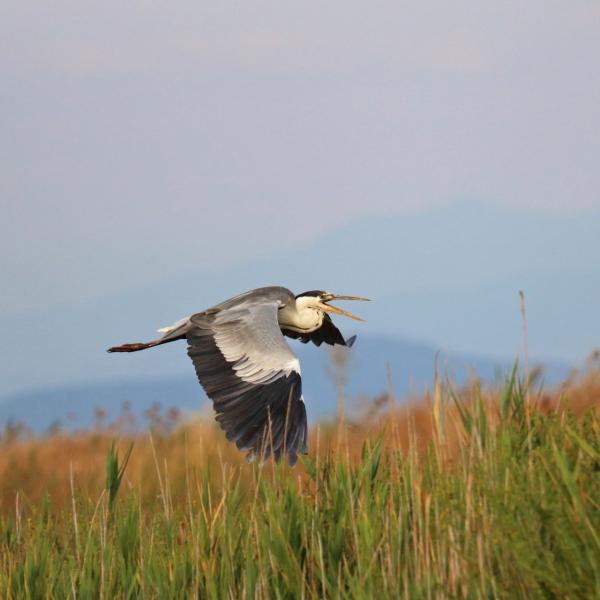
[0,333,571,433]
[1,203,597,431]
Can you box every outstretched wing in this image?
[282,313,357,348]
[186,299,307,465]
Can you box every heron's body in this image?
[108,286,367,465]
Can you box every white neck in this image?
[278,296,325,333]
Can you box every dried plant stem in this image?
[519,290,533,457]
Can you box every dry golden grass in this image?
[2,353,599,517]
[2,354,600,597]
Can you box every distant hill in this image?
[0,334,570,433]
[0,203,598,407]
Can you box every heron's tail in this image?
[107,335,185,353]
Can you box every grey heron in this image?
[107,287,368,465]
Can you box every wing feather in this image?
[186,297,307,465]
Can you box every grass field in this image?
[1,357,600,598]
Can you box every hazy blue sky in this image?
[2,1,599,316]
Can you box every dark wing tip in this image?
[248,393,307,467]
[345,335,357,348]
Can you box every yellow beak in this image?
[317,294,370,322]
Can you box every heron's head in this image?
[295,290,369,322]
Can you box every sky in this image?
[2,3,599,328]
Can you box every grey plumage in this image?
[185,288,306,464]
[108,286,368,465]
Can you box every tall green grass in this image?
[1,377,600,598]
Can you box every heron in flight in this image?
[108,287,368,465]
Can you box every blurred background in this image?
[2,1,599,431]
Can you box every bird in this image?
[107,286,369,465]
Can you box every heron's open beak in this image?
[318,294,370,322]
